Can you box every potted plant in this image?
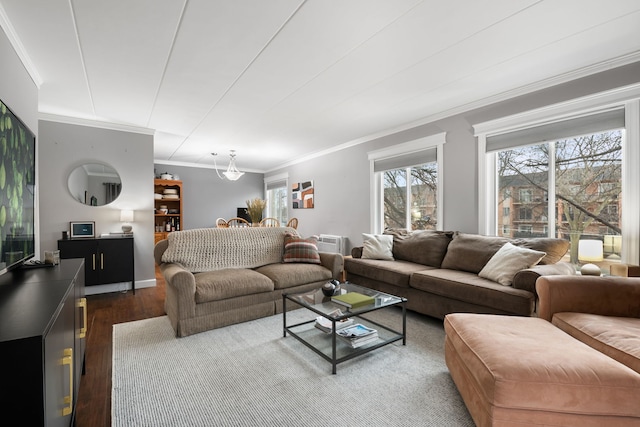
[246,198,267,226]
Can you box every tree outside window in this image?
[497,130,622,265]
[383,163,437,230]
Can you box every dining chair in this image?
[216,218,229,228]
[259,217,281,227]
[227,217,250,227]
[286,217,298,229]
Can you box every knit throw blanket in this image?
[161,227,298,272]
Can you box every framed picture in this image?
[70,221,95,238]
[292,180,314,209]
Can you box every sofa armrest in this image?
[512,262,576,294]
[318,252,344,280]
[536,275,640,322]
[154,239,169,265]
[160,262,197,318]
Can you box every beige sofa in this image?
[345,230,575,319]
[444,275,640,426]
[154,227,343,337]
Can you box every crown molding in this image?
[39,112,155,135]
[0,4,43,87]
[268,52,640,171]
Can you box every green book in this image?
[331,292,375,309]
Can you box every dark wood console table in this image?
[0,259,85,427]
[58,235,135,293]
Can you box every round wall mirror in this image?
[68,163,122,206]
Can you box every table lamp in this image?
[578,239,603,276]
[120,209,134,233]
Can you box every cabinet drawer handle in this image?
[92,253,96,270]
[78,298,87,338]
[101,253,104,270]
[62,348,73,416]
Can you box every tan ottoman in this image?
[444,313,640,427]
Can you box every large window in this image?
[264,174,288,226]
[497,130,622,264]
[476,90,640,269]
[369,133,445,233]
[383,163,438,230]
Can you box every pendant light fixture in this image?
[211,150,245,181]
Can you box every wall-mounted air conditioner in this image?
[317,234,347,255]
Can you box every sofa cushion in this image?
[361,233,394,260]
[385,230,453,267]
[344,257,432,288]
[411,269,534,315]
[478,242,546,286]
[441,233,509,274]
[552,312,640,375]
[194,269,275,303]
[512,237,570,264]
[282,234,321,264]
[255,262,332,290]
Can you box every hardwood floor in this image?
[74,267,166,427]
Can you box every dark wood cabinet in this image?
[58,236,135,293]
[0,259,85,427]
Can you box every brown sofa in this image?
[345,230,574,319]
[154,227,343,337]
[443,275,640,426]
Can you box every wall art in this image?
[292,180,314,209]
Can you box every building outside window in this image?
[369,133,445,233]
[383,163,438,230]
[476,91,640,270]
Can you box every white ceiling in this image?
[1,0,640,172]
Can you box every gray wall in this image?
[39,120,155,293]
[268,61,640,251]
[154,163,264,229]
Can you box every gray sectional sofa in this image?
[154,227,343,337]
[345,230,575,319]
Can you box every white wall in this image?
[38,120,155,292]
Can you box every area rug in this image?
[112,308,473,426]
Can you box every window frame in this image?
[368,132,446,234]
[475,85,640,264]
[264,172,288,224]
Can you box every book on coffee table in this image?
[331,292,375,309]
[314,310,354,333]
[336,323,379,348]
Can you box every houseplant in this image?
[246,198,267,225]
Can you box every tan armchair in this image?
[536,275,640,321]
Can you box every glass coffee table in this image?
[283,282,406,374]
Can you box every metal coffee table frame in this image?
[283,282,406,374]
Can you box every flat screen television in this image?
[0,98,36,275]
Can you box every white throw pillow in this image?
[479,242,546,286]
[362,233,394,260]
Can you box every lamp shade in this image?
[120,210,134,222]
[578,239,603,262]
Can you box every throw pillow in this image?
[479,242,546,286]
[441,233,509,274]
[362,233,394,260]
[282,233,321,264]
